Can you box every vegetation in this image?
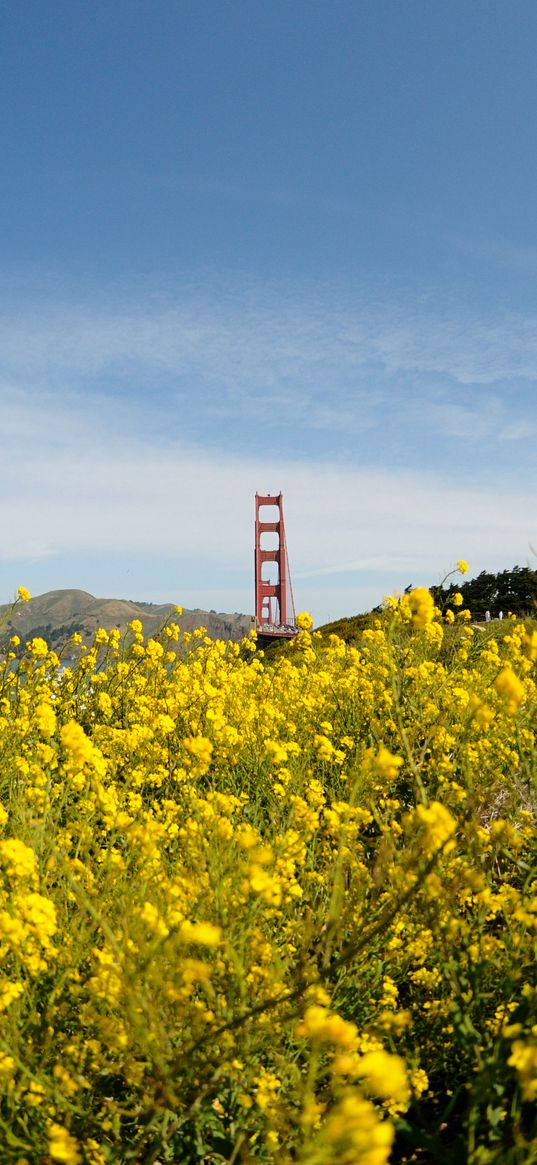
[0,575,536,1164]
[433,564,537,620]
[315,611,376,644]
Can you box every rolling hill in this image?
[0,590,253,654]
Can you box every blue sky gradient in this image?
[1,1,536,621]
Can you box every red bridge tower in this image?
[254,493,296,639]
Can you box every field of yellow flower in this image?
[0,578,536,1164]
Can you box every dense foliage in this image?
[314,612,375,645]
[0,578,536,1164]
[434,564,537,619]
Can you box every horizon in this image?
[1,2,536,623]
[4,556,536,628]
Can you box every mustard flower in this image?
[415,801,457,856]
[358,1049,410,1105]
[319,1090,394,1165]
[35,702,57,739]
[0,837,37,880]
[508,1040,537,1101]
[28,637,48,658]
[0,1052,15,1075]
[178,920,222,946]
[402,587,435,629]
[0,980,25,1011]
[19,892,57,946]
[494,667,524,712]
[60,721,96,767]
[48,1122,82,1165]
[296,611,314,631]
[295,1005,358,1047]
[374,744,404,781]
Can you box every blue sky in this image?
[1,1,537,622]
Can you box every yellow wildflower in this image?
[35,702,57,739]
[97,692,113,716]
[296,611,313,631]
[178,920,222,947]
[19,892,57,945]
[0,1052,15,1075]
[48,1123,82,1165]
[60,721,95,767]
[319,1089,394,1164]
[402,587,435,630]
[374,744,403,781]
[410,1067,429,1097]
[358,1049,410,1105]
[508,1040,537,1101]
[28,637,48,658]
[183,735,213,774]
[295,1005,357,1047]
[494,667,524,712]
[415,802,456,856]
[0,980,25,1010]
[0,838,37,880]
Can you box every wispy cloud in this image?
[421,398,504,441]
[3,273,537,407]
[499,419,537,441]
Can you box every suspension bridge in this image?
[254,493,297,642]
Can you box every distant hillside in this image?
[0,590,253,654]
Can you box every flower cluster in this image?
[0,582,534,1163]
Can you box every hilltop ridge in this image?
[1,589,253,649]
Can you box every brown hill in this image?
[1,589,253,653]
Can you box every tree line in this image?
[432,565,537,619]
